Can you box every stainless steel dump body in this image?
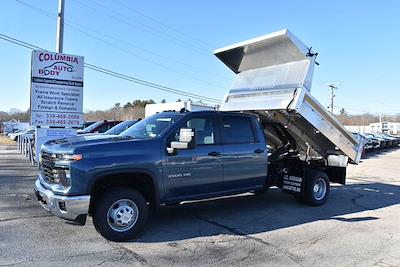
[215,29,363,163]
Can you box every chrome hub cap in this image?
[107,199,139,232]
[313,178,327,201]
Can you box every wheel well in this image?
[89,172,158,214]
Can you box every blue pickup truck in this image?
[35,30,363,241]
[34,110,345,241]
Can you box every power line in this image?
[84,64,220,103]
[15,0,229,88]
[111,0,214,48]
[71,0,211,56]
[0,33,221,104]
[16,0,229,80]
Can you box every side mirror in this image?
[167,128,196,155]
[178,128,196,148]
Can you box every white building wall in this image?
[344,125,371,133]
[368,122,400,134]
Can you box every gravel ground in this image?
[0,144,399,266]
[0,135,16,145]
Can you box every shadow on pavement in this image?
[134,182,399,243]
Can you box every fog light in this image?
[59,201,66,211]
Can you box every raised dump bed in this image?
[215,29,363,163]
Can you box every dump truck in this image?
[34,29,363,241]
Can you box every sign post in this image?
[30,50,84,161]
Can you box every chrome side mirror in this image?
[167,128,196,155]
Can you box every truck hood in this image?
[43,134,133,152]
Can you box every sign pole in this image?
[56,0,65,53]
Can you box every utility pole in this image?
[56,0,65,53]
[328,83,338,114]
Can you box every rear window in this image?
[222,116,255,144]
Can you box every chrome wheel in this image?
[313,178,327,201]
[107,199,139,232]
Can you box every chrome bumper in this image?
[34,178,91,222]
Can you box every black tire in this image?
[92,187,149,241]
[300,170,330,206]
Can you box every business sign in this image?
[30,50,84,127]
[35,128,77,160]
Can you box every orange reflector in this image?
[73,154,83,161]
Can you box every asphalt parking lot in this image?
[0,143,399,267]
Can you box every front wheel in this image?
[92,187,149,241]
[297,170,330,206]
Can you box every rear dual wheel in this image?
[296,171,330,206]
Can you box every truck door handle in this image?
[254,149,264,154]
[208,151,221,157]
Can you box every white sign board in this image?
[35,128,77,159]
[2,121,30,134]
[30,50,84,127]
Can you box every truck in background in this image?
[145,100,216,118]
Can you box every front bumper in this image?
[34,178,91,222]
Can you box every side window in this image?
[98,124,111,133]
[173,117,216,145]
[222,116,255,144]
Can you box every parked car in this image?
[375,134,395,147]
[77,120,121,134]
[81,121,96,130]
[10,129,34,141]
[103,120,139,135]
[382,133,399,147]
[363,134,380,150]
[357,133,378,151]
[7,129,23,137]
[352,132,368,154]
[367,134,387,148]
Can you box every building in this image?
[369,122,400,134]
[344,125,372,134]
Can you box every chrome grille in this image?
[40,151,65,184]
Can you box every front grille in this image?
[40,151,66,184]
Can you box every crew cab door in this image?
[162,115,224,200]
[221,114,268,190]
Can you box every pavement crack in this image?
[108,242,152,266]
[195,214,303,266]
[300,224,340,249]
[0,214,52,223]
[347,190,369,210]
[0,259,34,266]
[1,249,115,266]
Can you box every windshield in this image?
[80,121,103,133]
[104,120,138,135]
[120,113,183,139]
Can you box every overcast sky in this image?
[0,0,399,114]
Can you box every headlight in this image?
[54,154,83,168]
[60,154,83,161]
